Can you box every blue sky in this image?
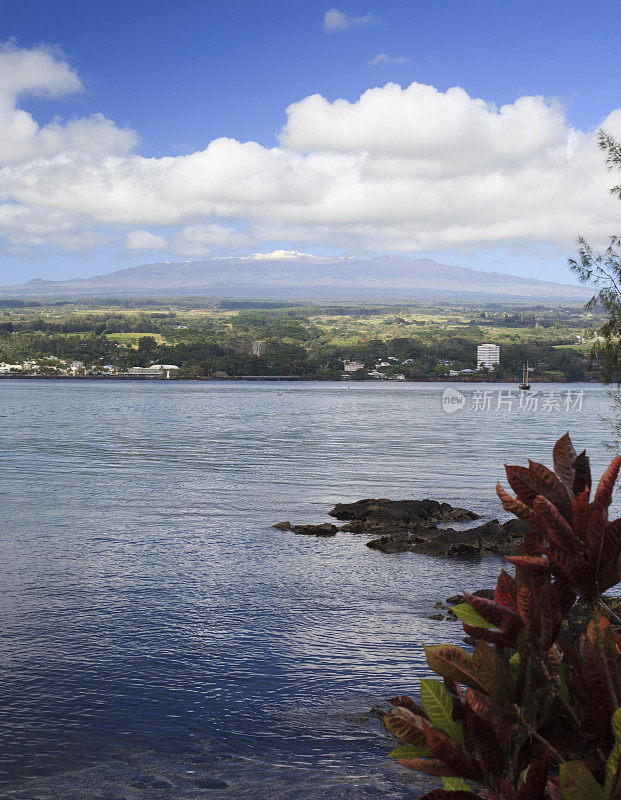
[1,0,621,285]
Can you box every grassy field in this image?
[105,332,165,347]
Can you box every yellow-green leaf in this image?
[388,744,430,758]
[420,678,465,746]
[560,761,605,800]
[442,776,471,791]
[451,603,497,629]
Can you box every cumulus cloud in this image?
[124,230,167,252]
[370,53,407,65]
[1,43,621,265]
[323,8,380,32]
[0,42,136,167]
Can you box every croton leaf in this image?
[464,705,504,778]
[423,721,485,782]
[573,451,592,498]
[533,495,577,553]
[420,679,466,746]
[593,456,621,511]
[506,554,550,573]
[553,433,578,493]
[442,777,472,791]
[463,593,523,630]
[494,569,519,613]
[528,460,572,518]
[505,464,543,508]
[451,602,497,630]
[388,744,430,758]
[397,756,461,776]
[384,707,427,747]
[559,760,605,800]
[496,481,537,524]
[424,645,487,693]
[387,694,427,717]
[472,643,515,703]
[572,487,591,541]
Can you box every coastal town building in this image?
[127,364,179,379]
[476,343,500,371]
[343,360,364,372]
[70,361,84,375]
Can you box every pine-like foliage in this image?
[385,433,621,799]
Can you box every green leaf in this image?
[420,678,465,746]
[451,603,497,629]
[560,761,605,800]
[442,776,471,791]
[509,652,520,682]
[604,709,621,796]
[388,744,430,758]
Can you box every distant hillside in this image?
[0,254,591,302]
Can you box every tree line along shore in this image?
[0,298,609,383]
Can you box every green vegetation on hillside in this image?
[0,298,608,380]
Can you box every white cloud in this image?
[0,42,136,167]
[124,230,167,252]
[1,44,621,266]
[323,8,380,32]
[370,53,407,65]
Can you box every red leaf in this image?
[528,460,572,518]
[593,455,621,510]
[387,695,426,717]
[494,570,518,613]
[506,555,550,572]
[423,721,485,781]
[553,433,577,492]
[532,495,577,553]
[572,487,591,540]
[573,450,592,496]
[463,592,523,630]
[465,706,504,778]
[384,707,427,747]
[424,645,488,693]
[496,481,537,524]
[396,757,460,776]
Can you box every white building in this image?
[128,364,179,379]
[476,344,500,371]
[343,360,364,373]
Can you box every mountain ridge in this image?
[0,254,591,302]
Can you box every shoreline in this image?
[0,374,604,384]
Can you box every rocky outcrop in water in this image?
[366,518,529,557]
[273,498,529,557]
[329,498,478,533]
[273,521,338,536]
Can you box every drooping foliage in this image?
[384,433,621,799]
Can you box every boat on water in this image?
[519,362,531,390]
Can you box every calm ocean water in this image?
[0,380,617,799]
